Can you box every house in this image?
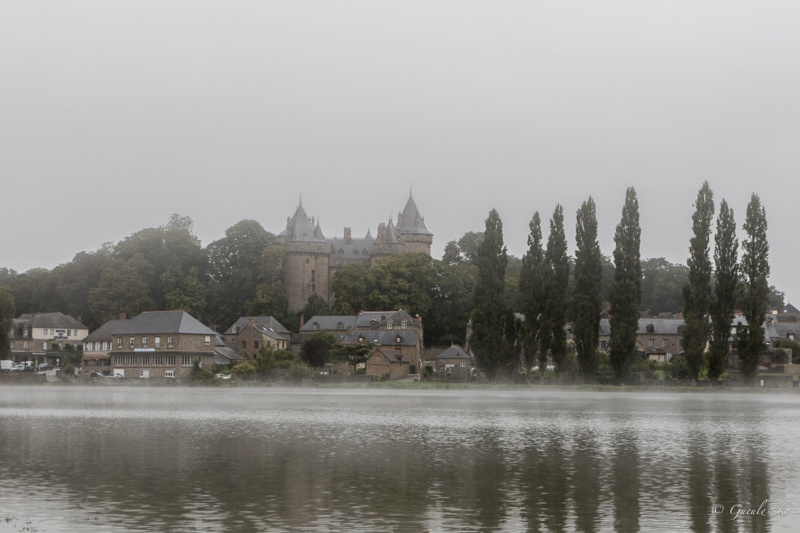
[81,315,127,374]
[598,318,684,362]
[10,312,89,366]
[434,345,473,373]
[108,310,217,379]
[299,309,423,373]
[365,349,411,380]
[223,316,290,359]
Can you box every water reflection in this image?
[0,388,797,532]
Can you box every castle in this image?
[277,193,433,311]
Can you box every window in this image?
[165,356,175,365]
[254,341,259,349]
[649,339,654,347]
[396,335,402,344]
[182,356,192,366]
[167,337,174,349]
[312,323,319,331]
[153,355,163,365]
[164,370,175,378]
[127,356,136,365]
[23,341,28,350]
[204,335,211,346]
[116,356,124,365]
[117,337,122,349]
[662,339,667,347]
[241,340,247,349]
[401,321,407,329]
[142,337,147,349]
[73,330,78,336]
[679,339,683,347]
[43,341,48,351]
[141,355,150,365]
[129,337,135,348]
[461,360,466,367]
[600,340,607,350]
[337,322,344,330]
[43,329,48,335]
[387,321,393,330]
[155,337,161,348]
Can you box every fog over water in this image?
[0,386,798,532]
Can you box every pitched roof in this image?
[112,311,215,336]
[375,349,410,363]
[84,319,127,343]
[435,345,471,360]
[17,312,88,331]
[300,315,358,332]
[396,194,431,235]
[224,316,290,336]
[355,309,415,328]
[287,204,325,242]
[342,329,417,346]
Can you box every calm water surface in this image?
[0,386,798,532]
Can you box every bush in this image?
[231,361,257,375]
[189,359,216,383]
[288,361,314,383]
[773,348,787,364]
[423,365,434,377]
[63,364,76,375]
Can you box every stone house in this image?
[81,315,127,373]
[108,310,217,379]
[223,316,290,360]
[434,345,473,373]
[299,309,423,373]
[365,349,410,380]
[598,318,684,362]
[10,312,89,366]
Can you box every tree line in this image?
[469,183,777,384]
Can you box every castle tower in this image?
[396,193,433,255]
[281,203,330,311]
[370,218,406,265]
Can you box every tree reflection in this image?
[688,432,711,533]
[612,428,640,532]
[572,429,600,533]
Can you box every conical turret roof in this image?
[397,193,431,235]
[288,203,325,242]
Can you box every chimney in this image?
[300,314,305,328]
[381,313,386,321]
[344,227,352,245]
[248,318,255,327]
[119,313,127,321]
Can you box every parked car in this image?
[89,372,106,378]
[215,373,231,380]
[38,363,53,372]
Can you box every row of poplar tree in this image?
[469,183,771,384]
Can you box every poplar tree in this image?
[573,197,602,380]
[738,194,770,384]
[519,212,544,371]
[541,205,570,372]
[608,188,642,381]
[471,209,509,380]
[681,182,715,383]
[708,200,738,381]
[0,286,15,359]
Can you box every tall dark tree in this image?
[573,197,603,379]
[681,182,715,383]
[708,200,738,380]
[608,188,642,381]
[519,212,545,371]
[541,205,570,372]
[470,209,510,380]
[0,286,15,359]
[737,194,770,384]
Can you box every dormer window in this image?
[387,321,393,330]
[337,322,344,330]
[646,324,654,334]
[401,321,407,330]
[312,322,319,331]
[790,332,796,341]
[396,335,402,344]
[370,320,379,330]
[358,335,365,343]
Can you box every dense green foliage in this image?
[0,286,14,359]
[541,205,569,372]
[519,212,544,370]
[708,200,738,380]
[573,198,602,379]
[738,194,770,383]
[608,188,642,381]
[682,182,714,382]
[470,209,511,380]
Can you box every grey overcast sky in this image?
[2,1,799,303]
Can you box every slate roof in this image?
[284,204,326,242]
[300,315,358,332]
[224,316,290,336]
[113,311,215,336]
[341,330,417,346]
[17,312,87,331]
[355,309,414,328]
[84,319,127,343]
[396,195,432,235]
[375,349,410,363]
[255,323,287,341]
[773,322,799,340]
[781,303,800,315]
[435,345,471,360]
[596,316,781,342]
[327,237,373,259]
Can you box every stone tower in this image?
[396,193,433,255]
[280,203,330,312]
